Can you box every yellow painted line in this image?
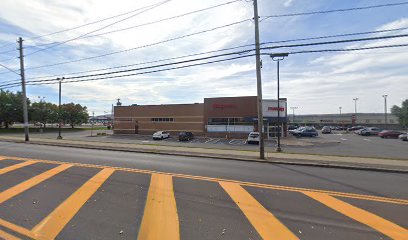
[138,174,180,240]
[32,168,114,240]
[0,156,6,161]
[0,161,36,175]
[0,229,21,240]
[0,218,35,239]
[3,155,408,205]
[220,181,299,240]
[0,164,72,204]
[303,191,408,240]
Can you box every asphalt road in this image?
[3,129,407,159]
[0,142,407,239]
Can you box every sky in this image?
[0,0,407,116]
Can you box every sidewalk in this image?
[0,135,407,172]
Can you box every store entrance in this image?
[267,123,282,139]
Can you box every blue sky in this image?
[0,0,407,115]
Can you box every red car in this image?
[378,130,403,139]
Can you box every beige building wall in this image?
[113,104,204,135]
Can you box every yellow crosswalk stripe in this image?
[0,156,6,161]
[0,229,21,240]
[0,164,72,204]
[138,174,180,240]
[0,161,36,175]
[31,168,114,240]
[0,217,36,239]
[220,181,299,240]
[303,191,408,240]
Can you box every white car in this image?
[398,133,408,141]
[247,132,260,144]
[153,131,170,140]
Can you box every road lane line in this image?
[32,168,114,240]
[0,218,36,239]
[0,229,21,240]
[0,164,72,204]
[138,174,179,240]
[0,161,36,175]
[303,191,408,239]
[0,156,6,161]
[4,155,408,205]
[220,182,299,240]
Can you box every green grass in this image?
[0,127,108,133]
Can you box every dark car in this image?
[360,127,381,136]
[378,130,403,139]
[321,126,332,134]
[292,127,318,137]
[179,131,194,141]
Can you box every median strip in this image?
[138,174,180,240]
[220,181,299,240]
[303,191,408,240]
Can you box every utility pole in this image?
[353,98,359,125]
[253,0,264,159]
[57,78,63,139]
[91,111,95,137]
[382,95,388,125]
[18,37,29,142]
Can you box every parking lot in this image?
[2,129,407,159]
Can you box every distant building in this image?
[113,96,288,138]
[290,113,400,129]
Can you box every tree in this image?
[391,99,408,129]
[61,103,89,128]
[29,102,59,128]
[0,90,29,128]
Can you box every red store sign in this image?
[268,107,285,111]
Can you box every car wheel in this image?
[161,136,163,140]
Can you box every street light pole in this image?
[382,95,388,125]
[57,78,63,139]
[339,106,342,115]
[270,53,289,153]
[353,98,359,125]
[91,111,95,137]
[290,107,298,123]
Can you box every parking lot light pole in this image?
[353,98,359,125]
[382,95,388,125]
[270,53,289,153]
[290,107,298,123]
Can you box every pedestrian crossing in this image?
[0,156,407,240]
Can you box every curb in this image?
[1,139,407,174]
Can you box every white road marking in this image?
[363,139,372,142]
[340,138,348,141]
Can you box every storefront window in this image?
[208,118,252,125]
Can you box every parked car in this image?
[179,131,194,141]
[152,131,170,140]
[398,133,408,141]
[289,126,306,135]
[347,126,365,132]
[321,126,332,134]
[354,128,366,135]
[247,132,260,144]
[292,127,318,137]
[378,130,403,139]
[287,125,299,130]
[360,127,381,136]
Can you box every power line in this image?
[24,0,171,57]
[261,1,408,20]
[2,42,408,89]
[23,19,251,71]
[0,62,20,76]
[1,54,255,89]
[261,33,408,50]
[9,25,405,81]
[287,43,408,54]
[27,0,243,48]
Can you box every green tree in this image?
[61,103,89,128]
[29,102,59,128]
[391,99,408,128]
[0,90,29,128]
